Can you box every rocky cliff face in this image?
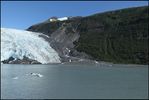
[27,6,148,64]
[28,18,92,62]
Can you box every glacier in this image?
[1,28,61,64]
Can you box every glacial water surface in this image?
[1,63,148,99]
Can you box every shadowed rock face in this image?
[2,57,41,64]
[27,6,148,64]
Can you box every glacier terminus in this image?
[1,28,61,64]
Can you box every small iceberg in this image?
[94,60,99,64]
[30,73,43,77]
[12,77,18,80]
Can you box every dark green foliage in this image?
[75,6,148,64]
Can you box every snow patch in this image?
[58,17,68,21]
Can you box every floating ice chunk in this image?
[30,73,43,77]
[12,77,18,79]
[94,61,99,64]
[37,74,43,77]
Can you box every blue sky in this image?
[1,1,148,29]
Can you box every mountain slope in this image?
[1,28,61,64]
[27,6,148,64]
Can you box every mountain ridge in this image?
[27,6,148,64]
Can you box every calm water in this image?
[1,63,148,99]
